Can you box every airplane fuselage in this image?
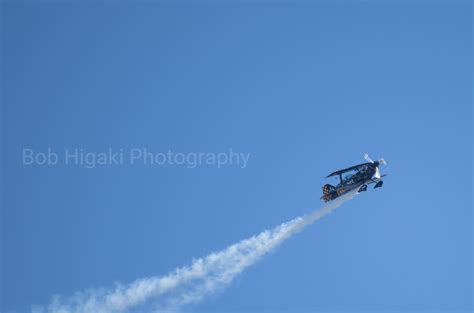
[336,162,378,188]
[322,161,382,202]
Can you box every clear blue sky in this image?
[2,2,472,312]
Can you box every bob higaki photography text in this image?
[22,148,251,169]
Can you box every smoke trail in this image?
[35,190,358,313]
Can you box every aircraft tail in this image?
[321,184,336,202]
[322,184,335,196]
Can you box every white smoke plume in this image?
[35,190,358,313]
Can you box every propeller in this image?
[364,153,386,179]
[375,166,381,179]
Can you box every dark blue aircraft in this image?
[321,154,387,202]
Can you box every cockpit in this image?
[340,165,368,185]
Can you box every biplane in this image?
[321,154,387,202]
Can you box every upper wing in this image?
[326,162,371,178]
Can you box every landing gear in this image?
[358,184,368,192]
[374,181,384,189]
